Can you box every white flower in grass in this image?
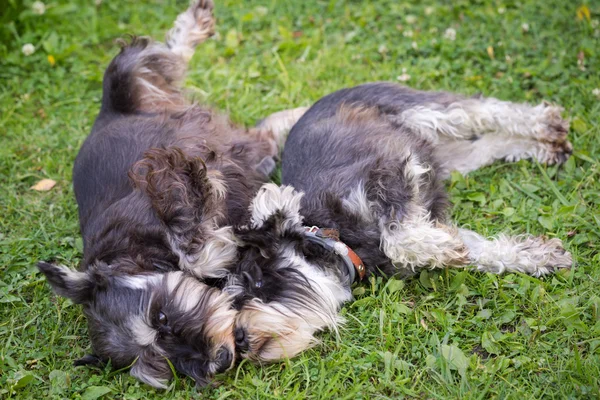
[32,1,46,15]
[498,7,506,14]
[592,88,600,98]
[411,41,418,50]
[522,23,529,32]
[405,15,417,24]
[397,68,411,82]
[444,28,456,41]
[22,43,35,56]
[591,19,599,28]
[425,6,434,16]
[403,29,413,38]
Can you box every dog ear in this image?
[37,262,94,304]
[129,147,225,254]
[74,354,103,368]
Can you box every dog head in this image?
[227,184,352,362]
[38,262,236,388]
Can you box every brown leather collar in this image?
[303,226,366,282]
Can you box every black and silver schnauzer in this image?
[38,0,575,389]
[37,0,301,388]
[230,84,574,362]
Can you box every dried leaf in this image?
[487,46,495,59]
[31,179,56,191]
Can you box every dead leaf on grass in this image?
[31,179,56,191]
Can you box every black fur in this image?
[39,9,275,387]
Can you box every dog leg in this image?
[104,0,215,114]
[435,133,572,177]
[380,216,470,270]
[458,229,573,277]
[256,107,310,149]
[397,96,572,176]
[166,0,215,63]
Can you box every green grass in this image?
[1,0,599,398]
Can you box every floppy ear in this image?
[37,262,94,304]
[74,354,103,368]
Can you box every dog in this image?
[228,83,574,363]
[37,1,574,387]
[37,0,301,388]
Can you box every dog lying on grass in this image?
[38,0,574,389]
[231,83,573,362]
[37,0,300,388]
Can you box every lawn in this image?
[1,0,599,398]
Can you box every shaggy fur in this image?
[37,0,576,385]
[231,82,573,362]
[37,0,292,388]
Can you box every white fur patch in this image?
[380,214,467,270]
[173,226,239,279]
[130,316,158,346]
[458,229,573,276]
[399,98,566,142]
[250,183,304,230]
[54,264,88,285]
[342,184,376,223]
[118,274,162,290]
[258,107,310,148]
[130,363,169,389]
[166,0,215,62]
[164,271,207,313]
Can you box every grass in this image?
[1,0,599,398]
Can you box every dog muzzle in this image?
[303,226,366,283]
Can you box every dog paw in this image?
[524,237,573,277]
[533,103,573,164]
[167,0,215,61]
[189,0,216,45]
[536,139,573,165]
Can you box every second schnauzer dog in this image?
[231,83,573,363]
[37,0,300,388]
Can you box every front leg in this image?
[458,229,573,277]
[381,217,470,270]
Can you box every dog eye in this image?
[158,311,168,326]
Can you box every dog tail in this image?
[99,0,215,115]
[98,37,184,115]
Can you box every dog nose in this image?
[215,347,233,373]
[235,327,249,352]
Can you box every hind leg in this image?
[396,95,572,177]
[166,0,215,63]
[435,132,572,178]
[257,107,310,149]
[107,0,215,114]
[458,229,572,277]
